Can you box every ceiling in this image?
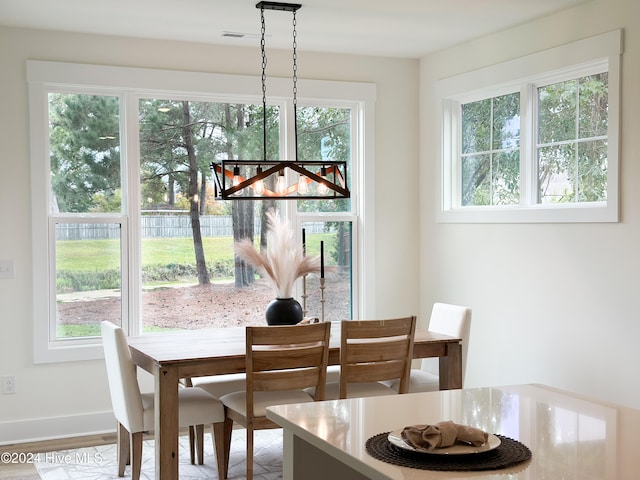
[0,0,586,58]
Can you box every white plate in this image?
[387,429,501,455]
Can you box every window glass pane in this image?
[296,106,352,213]
[138,98,279,331]
[462,99,491,153]
[493,151,520,205]
[538,80,577,144]
[538,144,575,203]
[462,154,490,206]
[48,93,121,213]
[301,220,352,322]
[492,93,520,151]
[55,223,122,339]
[579,73,608,138]
[139,213,272,331]
[577,140,608,202]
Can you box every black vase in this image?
[265,297,303,325]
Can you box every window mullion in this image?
[574,79,580,202]
[521,83,536,206]
[489,99,495,205]
[123,92,141,335]
[47,217,58,344]
[449,100,461,209]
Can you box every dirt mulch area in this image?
[58,279,349,328]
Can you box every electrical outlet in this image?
[2,375,16,394]
[0,260,15,279]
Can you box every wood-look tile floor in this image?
[1,433,117,479]
[1,429,283,479]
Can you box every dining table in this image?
[266,383,640,479]
[127,321,463,480]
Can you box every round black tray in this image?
[365,432,532,472]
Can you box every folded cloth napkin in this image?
[401,421,489,450]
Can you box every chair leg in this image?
[246,424,254,480]
[117,422,128,476]
[131,432,143,480]
[189,425,196,465]
[196,424,205,465]
[222,416,234,479]
[212,422,226,480]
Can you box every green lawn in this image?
[56,234,334,271]
[56,324,183,338]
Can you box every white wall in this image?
[0,27,419,442]
[420,0,640,408]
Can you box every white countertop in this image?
[267,384,640,479]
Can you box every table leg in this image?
[282,430,294,479]
[154,365,179,480]
[439,341,463,390]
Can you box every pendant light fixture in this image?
[211,1,350,200]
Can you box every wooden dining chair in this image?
[182,373,247,464]
[385,303,471,393]
[314,316,416,400]
[100,321,226,480]
[218,321,331,480]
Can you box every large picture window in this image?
[437,30,622,223]
[29,61,375,362]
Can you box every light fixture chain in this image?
[292,10,297,107]
[260,5,267,161]
[292,9,299,161]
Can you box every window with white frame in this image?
[437,30,622,223]
[28,61,376,363]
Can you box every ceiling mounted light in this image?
[211,1,350,200]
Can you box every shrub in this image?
[56,269,121,293]
[57,260,236,293]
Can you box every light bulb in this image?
[297,175,309,194]
[318,167,329,195]
[253,166,265,195]
[232,166,241,187]
[276,170,287,195]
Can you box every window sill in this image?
[437,202,618,224]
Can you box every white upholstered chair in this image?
[100,321,226,480]
[386,303,471,393]
[219,322,331,480]
[315,316,416,400]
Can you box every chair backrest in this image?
[339,316,416,398]
[245,322,331,417]
[423,303,472,379]
[100,321,145,433]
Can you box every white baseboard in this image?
[0,411,116,445]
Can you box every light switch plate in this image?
[0,259,15,279]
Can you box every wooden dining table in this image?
[127,321,463,480]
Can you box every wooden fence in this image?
[55,216,324,240]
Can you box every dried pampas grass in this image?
[235,210,334,298]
